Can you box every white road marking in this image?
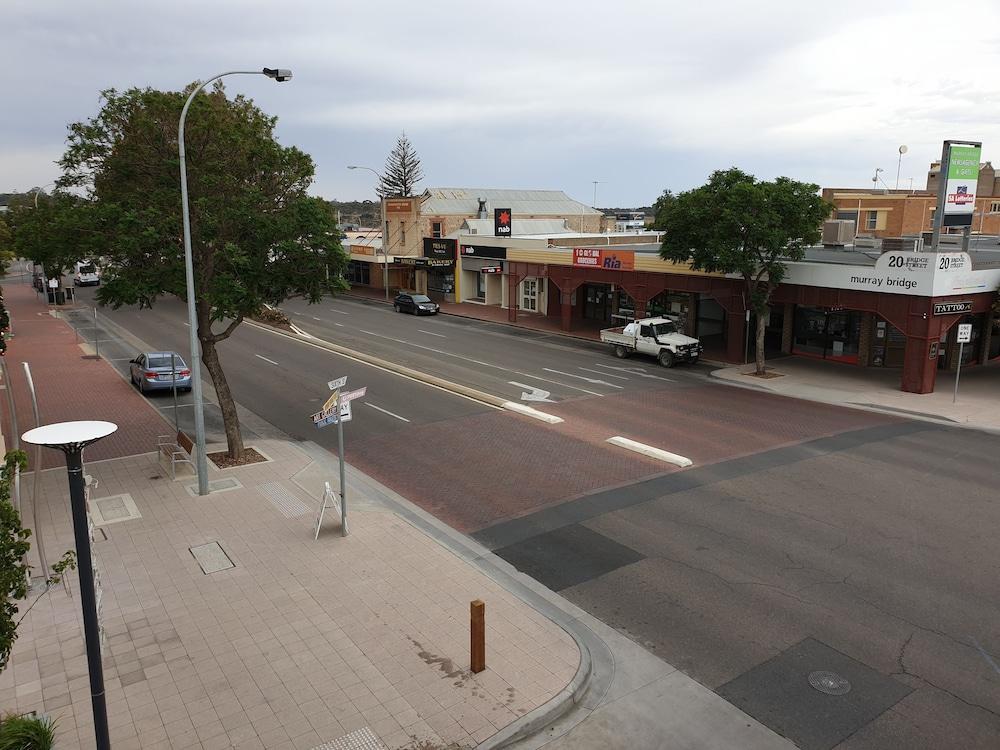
[543,368,623,388]
[418,329,447,338]
[365,402,410,422]
[182,322,190,327]
[592,362,675,382]
[334,322,345,327]
[255,354,280,366]
[502,402,563,423]
[606,436,692,467]
[289,323,314,339]
[508,382,555,403]
[312,317,321,321]
[579,366,630,380]
[329,309,350,314]
[518,372,604,397]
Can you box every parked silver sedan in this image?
[129,352,191,393]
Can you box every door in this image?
[476,272,486,299]
[521,278,538,312]
[130,355,145,383]
[583,285,612,322]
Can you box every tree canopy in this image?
[378,132,424,198]
[7,192,94,280]
[58,84,348,457]
[659,168,831,373]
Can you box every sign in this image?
[572,248,635,271]
[328,376,348,390]
[933,301,973,315]
[957,323,973,343]
[423,237,457,260]
[480,266,503,274]
[314,400,352,427]
[339,387,367,404]
[494,208,512,237]
[942,143,982,227]
[461,245,507,259]
[322,390,340,412]
[400,257,453,268]
[385,198,415,214]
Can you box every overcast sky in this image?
[5,0,1000,208]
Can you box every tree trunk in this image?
[199,337,244,459]
[754,306,768,376]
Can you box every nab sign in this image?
[494,208,512,237]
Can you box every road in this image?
[67,287,1000,749]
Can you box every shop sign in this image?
[400,257,454,268]
[933,301,973,315]
[461,245,507,259]
[480,266,503,274]
[385,198,415,214]
[423,237,456,260]
[351,245,376,256]
[572,248,635,271]
[494,208,512,237]
[941,142,981,227]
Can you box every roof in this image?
[420,187,601,217]
[801,236,1000,268]
[459,218,570,236]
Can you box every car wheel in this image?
[393,304,400,312]
[138,378,146,394]
[614,345,629,359]
[658,350,675,368]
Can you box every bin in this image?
[63,286,75,303]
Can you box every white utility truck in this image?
[600,317,702,367]
[73,261,100,286]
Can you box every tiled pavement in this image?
[4,439,579,748]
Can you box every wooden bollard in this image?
[470,599,486,673]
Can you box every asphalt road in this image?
[66,287,1000,749]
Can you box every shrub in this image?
[0,713,56,750]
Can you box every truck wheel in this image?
[658,350,675,368]
[614,345,629,359]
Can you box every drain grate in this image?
[258,481,311,518]
[190,542,235,574]
[185,477,243,497]
[311,727,387,750]
[90,494,141,526]
[808,670,851,695]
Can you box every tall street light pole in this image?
[347,166,389,301]
[179,68,291,496]
[22,420,118,750]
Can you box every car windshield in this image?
[412,295,432,303]
[651,321,677,337]
[147,355,184,369]
[79,264,96,274]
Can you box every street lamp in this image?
[347,165,389,301]
[179,68,292,496]
[21,420,118,750]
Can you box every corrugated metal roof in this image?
[420,187,601,216]
[460,218,570,235]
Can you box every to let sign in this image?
[933,301,973,315]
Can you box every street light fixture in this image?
[179,68,292,496]
[21,420,118,750]
[347,165,390,302]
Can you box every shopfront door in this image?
[792,307,862,364]
[583,284,612,323]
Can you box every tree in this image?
[660,168,831,375]
[7,193,94,283]
[59,85,349,459]
[378,132,424,198]
[0,216,14,276]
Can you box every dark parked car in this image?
[393,293,439,315]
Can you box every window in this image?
[866,211,878,231]
[990,201,1000,214]
[400,221,406,246]
[345,260,371,285]
[432,221,443,238]
[639,325,653,338]
[521,278,538,311]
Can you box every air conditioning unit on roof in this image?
[881,236,924,254]
[822,219,855,246]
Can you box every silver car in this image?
[129,352,192,393]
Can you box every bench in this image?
[157,431,196,479]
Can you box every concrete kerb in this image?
[294,441,602,750]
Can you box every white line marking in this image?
[289,323,314,339]
[334,322,345,327]
[518,372,604,397]
[606,436,692,467]
[360,329,378,336]
[329,309,350,315]
[255,354,280,366]
[418,329,447,338]
[182,322,190,327]
[365,402,410,422]
[312,317,321,321]
[502,402,563,424]
[579,366,629,380]
[543,368,623,388]
[592,362,675,382]
[508,382,555,402]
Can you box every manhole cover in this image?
[91,494,141,526]
[190,542,235,574]
[808,670,851,695]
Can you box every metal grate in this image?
[185,477,243,497]
[311,727,387,750]
[91,494,141,526]
[190,542,235,574]
[258,481,311,518]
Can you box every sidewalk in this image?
[712,355,1000,431]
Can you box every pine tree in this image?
[378,132,424,198]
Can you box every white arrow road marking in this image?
[578,366,630,380]
[365,402,410,422]
[592,362,675,382]
[508,382,555,402]
[543,368,623,388]
[255,354,280,366]
[418,329,447,338]
[517,373,604,397]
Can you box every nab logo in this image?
[494,208,512,237]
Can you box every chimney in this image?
[477,198,488,219]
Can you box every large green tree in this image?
[659,168,831,375]
[7,193,94,284]
[59,85,348,458]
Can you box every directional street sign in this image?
[322,390,340,412]
[313,399,352,427]
[328,376,348,390]
[338,387,367,404]
[957,323,973,343]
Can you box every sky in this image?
[5,0,1000,208]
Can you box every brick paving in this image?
[1,281,169,468]
[5,440,579,749]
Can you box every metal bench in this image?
[157,431,195,479]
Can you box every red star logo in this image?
[499,210,510,225]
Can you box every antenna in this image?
[896,145,908,189]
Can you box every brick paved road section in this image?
[347,410,667,534]
[1,282,169,468]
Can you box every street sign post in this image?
[328,376,348,391]
[308,376,358,537]
[954,323,972,403]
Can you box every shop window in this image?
[432,221,443,238]
[521,278,538,312]
[345,260,371,285]
[866,211,878,231]
[792,307,861,364]
[991,201,1000,214]
[400,221,406,246]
